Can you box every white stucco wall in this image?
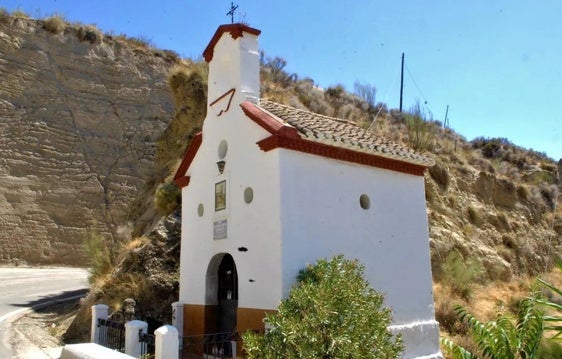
[278,149,440,358]
[179,109,284,310]
[179,28,283,311]
[178,24,441,358]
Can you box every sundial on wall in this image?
[210,88,236,117]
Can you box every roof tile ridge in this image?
[259,99,356,126]
[255,100,300,132]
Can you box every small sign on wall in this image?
[214,219,227,240]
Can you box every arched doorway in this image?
[205,253,238,333]
[217,254,238,334]
[204,253,238,356]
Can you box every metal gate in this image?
[97,318,125,352]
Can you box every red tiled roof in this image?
[256,100,434,167]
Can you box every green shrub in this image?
[43,14,66,34]
[440,251,483,299]
[155,182,180,215]
[442,297,544,359]
[243,255,403,358]
[83,231,112,283]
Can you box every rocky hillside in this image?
[0,14,178,265]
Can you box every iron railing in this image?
[139,330,156,357]
[181,332,239,359]
[97,318,125,352]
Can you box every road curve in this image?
[0,266,89,358]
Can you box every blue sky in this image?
[3,1,561,160]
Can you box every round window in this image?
[359,194,370,210]
[218,140,228,159]
[197,203,204,217]
[244,187,254,204]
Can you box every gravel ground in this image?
[10,301,79,359]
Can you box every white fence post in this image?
[171,302,183,337]
[155,325,179,359]
[125,320,147,357]
[91,304,109,344]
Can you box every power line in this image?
[404,62,434,117]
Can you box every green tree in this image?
[242,255,403,359]
[441,297,544,359]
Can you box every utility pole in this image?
[227,2,239,23]
[399,53,404,112]
[444,105,449,128]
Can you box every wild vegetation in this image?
[442,265,562,358]
[243,256,403,359]
[1,10,560,352]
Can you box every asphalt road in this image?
[0,267,89,358]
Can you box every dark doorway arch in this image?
[217,254,238,334]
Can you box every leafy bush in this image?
[243,255,403,358]
[43,14,66,34]
[83,231,112,283]
[155,182,180,215]
[440,251,483,299]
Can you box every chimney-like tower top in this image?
[204,23,261,104]
[203,24,261,63]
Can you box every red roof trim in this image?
[203,24,261,63]
[240,101,299,138]
[173,132,203,188]
[241,100,427,176]
[257,135,426,176]
[174,176,190,188]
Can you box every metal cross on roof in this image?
[226,2,238,23]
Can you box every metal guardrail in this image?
[98,318,125,352]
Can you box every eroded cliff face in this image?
[0,16,177,265]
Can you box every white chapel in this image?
[174,23,442,359]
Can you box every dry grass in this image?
[43,14,66,34]
[76,24,101,44]
[11,9,29,19]
[437,268,562,349]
